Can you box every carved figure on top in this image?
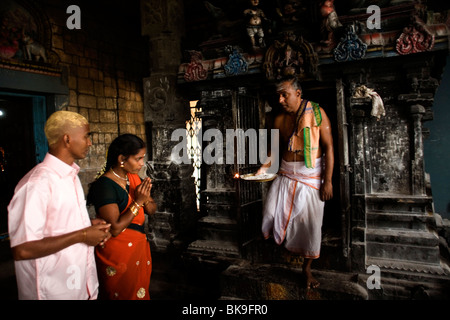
[264,32,318,81]
[243,0,270,49]
[275,0,305,28]
[204,1,242,39]
[22,31,47,63]
[317,0,343,52]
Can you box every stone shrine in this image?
[141,0,450,299]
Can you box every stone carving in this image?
[264,32,318,80]
[275,0,304,27]
[147,161,193,180]
[318,0,343,52]
[184,50,208,82]
[243,0,270,49]
[144,76,169,111]
[396,17,435,55]
[23,33,47,62]
[224,46,248,76]
[203,1,242,39]
[141,0,184,36]
[0,0,54,64]
[141,0,164,27]
[333,24,367,62]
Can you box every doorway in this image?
[303,85,342,240]
[260,81,345,269]
[0,93,47,234]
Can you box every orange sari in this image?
[95,173,152,300]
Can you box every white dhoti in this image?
[262,158,324,258]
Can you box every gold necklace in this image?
[110,168,130,186]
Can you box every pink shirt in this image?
[8,153,99,300]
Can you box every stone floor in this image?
[2,231,449,300]
[0,234,222,300]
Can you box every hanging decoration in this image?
[333,24,367,62]
[396,16,435,55]
[184,50,208,82]
[224,46,248,76]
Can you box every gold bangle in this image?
[82,230,87,243]
[130,205,139,216]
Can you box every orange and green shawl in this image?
[288,100,322,168]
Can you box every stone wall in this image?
[43,0,149,190]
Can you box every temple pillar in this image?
[140,0,197,252]
[410,104,426,196]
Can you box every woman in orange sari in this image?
[87,134,156,300]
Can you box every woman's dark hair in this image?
[88,134,146,205]
[105,134,146,172]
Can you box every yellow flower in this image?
[137,288,146,299]
[106,266,116,277]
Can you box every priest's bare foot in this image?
[304,269,320,289]
[303,258,320,289]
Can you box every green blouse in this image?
[87,176,130,214]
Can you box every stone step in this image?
[201,189,236,203]
[366,211,434,230]
[366,228,439,247]
[203,203,237,219]
[367,281,450,299]
[364,194,433,211]
[366,240,440,264]
[220,262,368,300]
[199,216,237,226]
[198,217,238,242]
[366,216,441,264]
[366,257,450,277]
[364,257,450,299]
[187,239,240,259]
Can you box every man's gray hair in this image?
[276,75,302,92]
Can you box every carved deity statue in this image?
[318,0,343,51]
[243,0,270,49]
[264,32,318,80]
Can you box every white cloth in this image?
[262,158,324,258]
[353,85,385,120]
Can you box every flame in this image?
[233,173,240,179]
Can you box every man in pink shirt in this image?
[8,111,111,300]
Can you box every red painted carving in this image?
[396,18,435,55]
[184,50,208,82]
